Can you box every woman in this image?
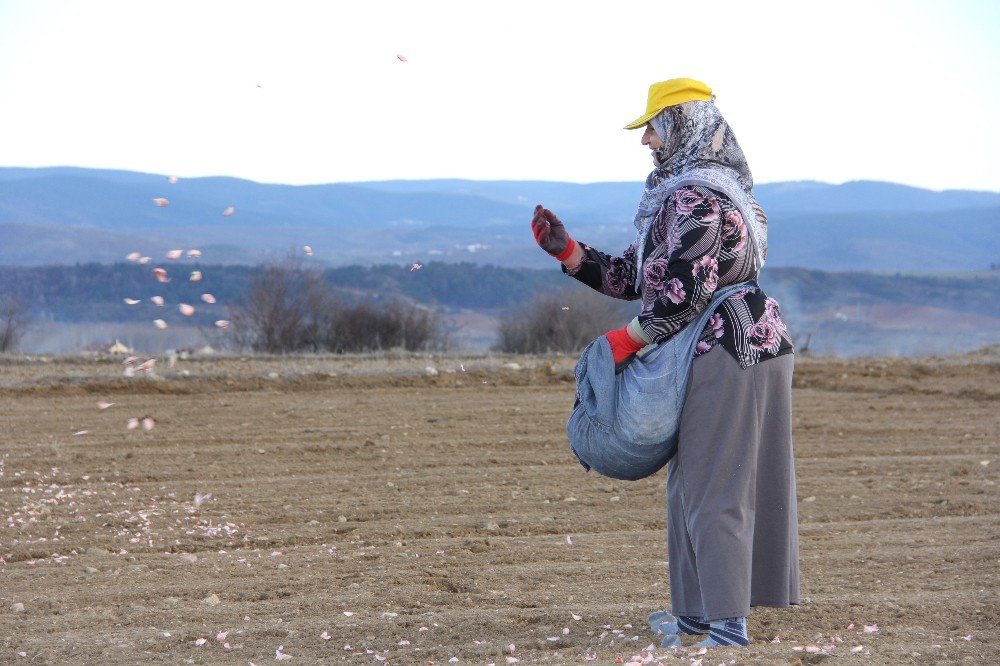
[531,78,799,648]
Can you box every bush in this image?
[495,287,634,354]
[319,298,447,353]
[228,260,447,353]
[0,297,30,353]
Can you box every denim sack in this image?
[567,282,756,481]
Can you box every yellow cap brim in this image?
[624,111,658,131]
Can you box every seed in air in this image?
[141,416,155,431]
[154,319,168,329]
[153,268,170,283]
[223,206,235,217]
[179,303,195,316]
[215,320,230,329]
[201,294,216,304]
[138,256,151,264]
[397,53,408,62]
[97,401,114,410]
[151,295,164,306]
[126,418,139,430]
[410,263,422,271]
[126,251,141,262]
[153,198,169,207]
[73,430,90,436]
[123,298,141,305]
[190,271,202,282]
[186,249,202,258]
[135,359,156,372]
[166,249,183,260]
[303,245,313,256]
[167,176,178,184]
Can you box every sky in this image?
[0,0,998,191]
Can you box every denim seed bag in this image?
[567,281,756,481]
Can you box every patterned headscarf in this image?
[634,100,755,231]
[630,99,769,291]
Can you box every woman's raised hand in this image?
[530,204,576,261]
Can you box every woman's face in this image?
[642,123,665,165]
[641,123,664,151]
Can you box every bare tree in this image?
[228,257,448,354]
[0,297,31,353]
[496,287,634,353]
[229,258,329,353]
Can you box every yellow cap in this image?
[624,78,713,130]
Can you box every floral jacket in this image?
[567,185,793,369]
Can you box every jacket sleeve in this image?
[563,241,642,302]
[635,186,724,343]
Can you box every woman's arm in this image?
[635,186,725,343]
[564,240,642,301]
[531,204,641,301]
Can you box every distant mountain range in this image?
[1,166,997,272]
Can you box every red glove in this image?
[531,204,576,261]
[605,325,645,365]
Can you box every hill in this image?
[1,167,997,272]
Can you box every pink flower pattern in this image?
[747,320,779,352]
[673,186,720,221]
[663,278,686,305]
[605,270,626,296]
[643,259,669,291]
[721,210,746,251]
[692,255,719,292]
[764,297,788,333]
[707,313,724,339]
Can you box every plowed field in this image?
[1,351,997,664]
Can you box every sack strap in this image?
[628,280,756,373]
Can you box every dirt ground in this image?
[1,350,997,665]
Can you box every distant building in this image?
[79,339,133,355]
[108,339,131,355]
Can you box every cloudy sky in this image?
[0,0,997,191]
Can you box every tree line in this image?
[1,261,997,354]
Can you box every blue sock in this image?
[694,617,749,647]
[676,616,710,635]
[648,611,710,636]
[654,614,710,649]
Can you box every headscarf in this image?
[634,99,754,231]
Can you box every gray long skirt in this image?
[666,346,800,621]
